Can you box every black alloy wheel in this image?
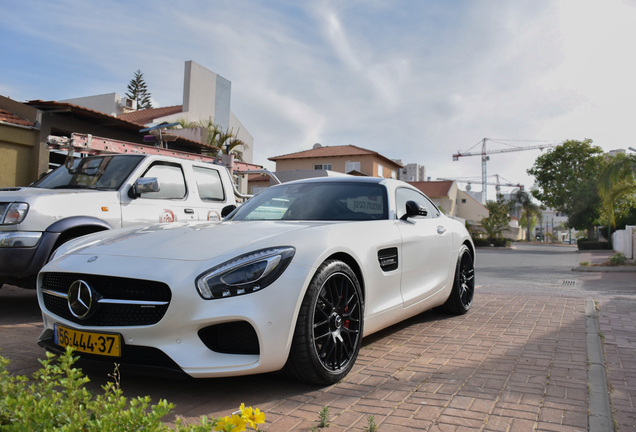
[284,260,364,384]
[457,247,475,309]
[312,271,361,372]
[440,245,475,315]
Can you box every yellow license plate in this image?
[54,324,121,357]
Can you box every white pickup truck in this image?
[0,153,241,289]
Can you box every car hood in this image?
[64,221,330,261]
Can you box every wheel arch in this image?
[463,239,475,263]
[324,252,365,303]
[46,216,112,255]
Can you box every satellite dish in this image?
[465,184,471,191]
[313,143,322,149]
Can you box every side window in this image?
[141,163,186,199]
[395,188,439,219]
[193,166,225,201]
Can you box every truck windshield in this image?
[33,155,144,190]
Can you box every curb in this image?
[573,266,636,272]
[586,298,613,432]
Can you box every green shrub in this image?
[491,238,510,247]
[0,348,265,431]
[577,239,611,250]
[608,252,627,266]
[472,238,490,247]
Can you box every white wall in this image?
[61,93,123,116]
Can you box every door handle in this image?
[437,226,446,234]
[184,208,194,214]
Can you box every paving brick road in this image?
[1,243,635,431]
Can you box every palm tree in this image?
[175,117,247,160]
[598,153,636,229]
[510,190,542,241]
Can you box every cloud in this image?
[2,0,636,195]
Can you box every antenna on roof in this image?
[313,143,322,149]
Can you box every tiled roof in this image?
[0,108,34,127]
[408,181,454,198]
[269,145,402,168]
[118,105,183,126]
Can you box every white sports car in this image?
[37,177,475,384]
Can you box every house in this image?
[0,62,261,191]
[0,99,39,187]
[268,144,402,178]
[63,61,255,164]
[409,180,490,226]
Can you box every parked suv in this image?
[0,153,238,289]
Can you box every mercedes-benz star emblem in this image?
[67,280,94,319]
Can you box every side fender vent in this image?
[378,247,398,272]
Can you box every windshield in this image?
[229,182,388,221]
[33,155,144,190]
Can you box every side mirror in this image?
[221,205,237,218]
[128,177,160,199]
[400,200,428,220]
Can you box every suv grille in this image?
[41,272,171,327]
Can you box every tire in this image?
[284,260,364,385]
[440,245,475,315]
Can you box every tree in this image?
[597,153,636,229]
[510,190,542,241]
[527,139,604,238]
[177,117,247,160]
[479,193,510,240]
[125,70,152,110]
[519,209,538,240]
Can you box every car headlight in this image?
[1,203,29,225]
[196,247,295,299]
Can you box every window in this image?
[461,199,467,203]
[230,182,388,221]
[395,187,440,219]
[193,166,225,201]
[313,164,332,170]
[391,170,396,179]
[377,165,384,177]
[345,161,360,173]
[141,163,186,199]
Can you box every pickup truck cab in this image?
[0,153,238,289]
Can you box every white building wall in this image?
[61,93,125,117]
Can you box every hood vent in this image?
[378,247,398,272]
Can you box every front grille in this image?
[198,322,260,355]
[378,247,399,271]
[41,272,171,326]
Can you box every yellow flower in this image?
[215,413,247,432]
[241,406,266,429]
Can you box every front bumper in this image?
[0,231,59,282]
[37,253,315,378]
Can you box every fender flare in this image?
[45,216,112,233]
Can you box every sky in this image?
[2,0,636,201]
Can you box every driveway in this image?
[1,243,634,431]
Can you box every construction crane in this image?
[452,138,559,203]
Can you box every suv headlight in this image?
[196,247,295,299]
[1,203,29,225]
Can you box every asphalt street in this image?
[1,243,635,431]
